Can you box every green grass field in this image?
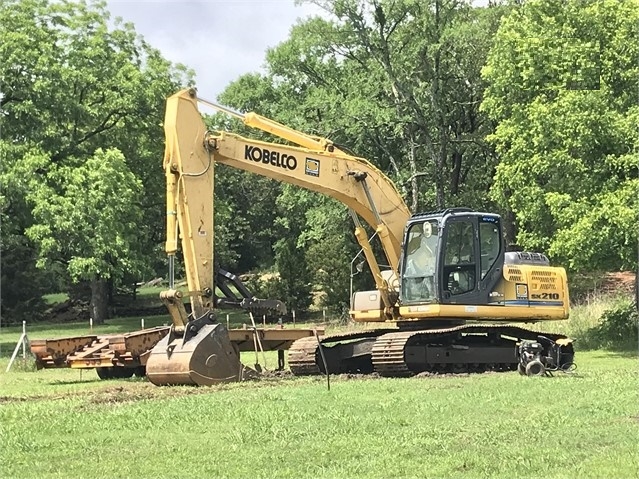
[0,347,637,477]
[0,297,637,479]
[0,352,637,478]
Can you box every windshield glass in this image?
[402,220,439,303]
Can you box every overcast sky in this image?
[106,1,490,101]
[106,0,326,99]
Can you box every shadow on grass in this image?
[575,333,638,358]
[591,349,638,359]
[0,340,33,360]
[48,378,102,386]
[574,333,638,358]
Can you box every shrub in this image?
[593,302,638,350]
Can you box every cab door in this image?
[439,214,504,305]
[440,216,480,304]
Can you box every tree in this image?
[301,196,361,314]
[271,186,315,313]
[213,0,507,312]
[25,149,144,323]
[482,0,638,272]
[0,0,192,321]
[201,106,287,274]
[277,0,504,212]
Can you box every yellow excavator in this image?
[146,88,574,385]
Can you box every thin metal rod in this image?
[348,208,362,227]
[314,330,330,391]
[197,97,245,120]
[6,332,26,372]
[359,178,383,225]
[249,312,267,369]
[168,255,175,289]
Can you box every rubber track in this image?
[287,337,321,375]
[371,324,568,376]
[288,330,389,376]
[371,332,413,376]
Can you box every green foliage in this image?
[592,302,638,351]
[215,0,508,312]
[6,0,635,320]
[25,148,145,282]
[550,294,636,350]
[42,292,70,305]
[212,166,282,272]
[267,0,504,212]
[482,0,639,271]
[271,187,315,312]
[0,239,48,323]
[0,0,191,321]
[301,198,357,313]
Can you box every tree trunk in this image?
[409,138,419,212]
[90,276,109,324]
[450,151,461,196]
[502,208,518,249]
[635,256,638,310]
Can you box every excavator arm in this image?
[162,90,214,325]
[167,89,411,319]
[147,88,411,386]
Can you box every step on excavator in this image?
[146,88,574,386]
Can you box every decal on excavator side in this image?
[305,158,320,177]
[244,145,297,171]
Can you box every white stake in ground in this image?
[6,321,30,372]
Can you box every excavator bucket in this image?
[146,322,241,386]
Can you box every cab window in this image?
[443,221,475,295]
[479,221,500,278]
[402,221,438,302]
[444,221,474,265]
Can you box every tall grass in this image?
[564,294,637,350]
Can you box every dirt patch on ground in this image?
[573,271,637,302]
[45,299,90,323]
[45,299,165,323]
[415,371,467,378]
[252,369,295,380]
[336,372,380,380]
[0,381,212,406]
[2,365,525,406]
[0,390,98,404]
[85,384,210,405]
[600,272,637,296]
[0,395,51,404]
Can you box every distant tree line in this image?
[1,0,636,324]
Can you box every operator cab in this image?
[400,208,504,305]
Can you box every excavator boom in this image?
[168,89,412,320]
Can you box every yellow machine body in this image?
[146,89,572,383]
[353,263,569,322]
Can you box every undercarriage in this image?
[288,323,574,377]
